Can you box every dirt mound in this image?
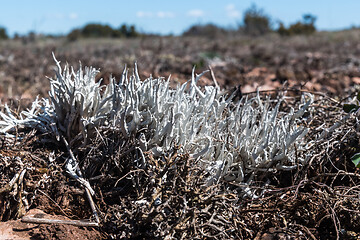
[0,209,101,240]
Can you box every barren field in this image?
[1,30,360,239]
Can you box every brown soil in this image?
[0,209,101,240]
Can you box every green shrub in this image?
[243,4,272,36]
[182,23,227,38]
[278,14,317,36]
[277,23,289,36]
[81,23,114,38]
[118,24,139,37]
[67,28,82,41]
[0,26,8,40]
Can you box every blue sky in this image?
[0,0,359,36]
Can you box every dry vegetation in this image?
[1,30,360,239]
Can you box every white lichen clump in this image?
[0,55,313,189]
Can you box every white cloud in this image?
[225,4,240,18]
[137,11,175,18]
[225,3,235,11]
[156,11,175,18]
[48,13,78,20]
[68,13,78,20]
[187,9,204,18]
[136,11,153,18]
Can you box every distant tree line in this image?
[0,23,140,41]
[182,4,317,37]
[67,23,139,41]
[0,5,319,41]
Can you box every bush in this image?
[277,23,289,36]
[117,24,139,38]
[81,23,114,38]
[0,26,8,40]
[182,23,228,38]
[243,4,272,36]
[67,28,82,41]
[278,14,317,36]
